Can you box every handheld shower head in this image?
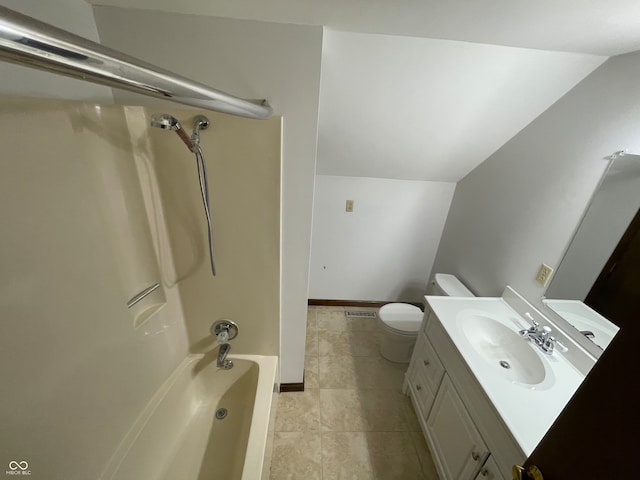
[150,113,195,151]
[150,113,181,131]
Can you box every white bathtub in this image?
[100,354,278,480]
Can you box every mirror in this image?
[540,152,640,356]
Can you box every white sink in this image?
[458,312,548,386]
[456,309,554,390]
[426,295,585,456]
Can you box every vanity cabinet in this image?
[425,375,489,479]
[405,310,522,480]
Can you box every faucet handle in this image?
[210,319,239,341]
[518,316,540,336]
[543,335,556,354]
[217,329,229,344]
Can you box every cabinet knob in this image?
[423,359,430,366]
[480,467,489,477]
[472,451,480,461]
[416,384,422,391]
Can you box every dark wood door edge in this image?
[308,299,424,310]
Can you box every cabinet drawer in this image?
[408,361,435,417]
[413,332,445,394]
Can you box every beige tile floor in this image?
[270,306,440,480]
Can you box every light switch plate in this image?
[345,200,354,212]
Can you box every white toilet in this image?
[377,273,474,362]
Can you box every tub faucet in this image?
[211,319,239,370]
[217,342,233,370]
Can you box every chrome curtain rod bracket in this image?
[0,6,273,119]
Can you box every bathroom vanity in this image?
[404,294,586,480]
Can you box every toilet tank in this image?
[430,273,474,297]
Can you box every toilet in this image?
[377,273,474,362]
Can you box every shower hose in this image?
[194,145,216,276]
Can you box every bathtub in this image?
[100,354,278,480]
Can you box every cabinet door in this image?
[474,456,506,480]
[426,375,489,480]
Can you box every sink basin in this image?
[457,311,552,388]
[426,294,585,457]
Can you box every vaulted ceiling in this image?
[90,0,640,56]
[90,0,638,180]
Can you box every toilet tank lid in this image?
[378,303,423,332]
[434,273,474,297]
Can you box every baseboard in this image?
[308,299,424,309]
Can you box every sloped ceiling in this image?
[316,31,606,181]
[90,0,640,56]
[88,0,622,181]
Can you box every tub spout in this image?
[217,343,233,369]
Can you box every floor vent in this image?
[345,311,377,318]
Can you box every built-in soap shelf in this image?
[127,282,166,329]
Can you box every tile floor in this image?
[269,306,440,480]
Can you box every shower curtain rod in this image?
[0,6,273,119]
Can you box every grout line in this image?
[319,430,324,480]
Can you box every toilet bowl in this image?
[377,274,474,362]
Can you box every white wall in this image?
[309,175,455,302]
[0,0,113,102]
[431,50,640,304]
[93,7,323,383]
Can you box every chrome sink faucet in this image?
[518,314,556,355]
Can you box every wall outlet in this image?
[345,199,354,212]
[535,263,554,287]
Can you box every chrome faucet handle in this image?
[210,319,239,341]
[519,318,540,337]
[540,325,552,337]
[542,335,556,354]
[524,312,537,325]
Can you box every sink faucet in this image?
[580,330,595,339]
[518,316,556,355]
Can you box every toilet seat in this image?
[378,303,422,334]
